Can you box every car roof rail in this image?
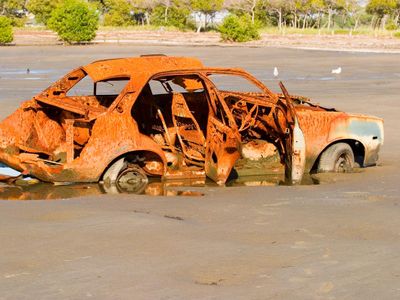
[140,54,167,57]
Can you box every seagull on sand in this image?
[331,67,342,74]
[273,67,279,77]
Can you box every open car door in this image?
[204,89,241,184]
[279,82,306,184]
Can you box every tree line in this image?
[0,0,399,44]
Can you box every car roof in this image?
[82,56,204,82]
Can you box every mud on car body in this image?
[0,55,384,186]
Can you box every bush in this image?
[103,0,133,27]
[0,16,13,44]
[9,16,26,27]
[385,20,398,31]
[219,14,260,42]
[48,0,99,44]
[104,11,132,26]
[394,32,400,38]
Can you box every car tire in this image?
[103,158,148,194]
[116,164,148,194]
[318,143,354,173]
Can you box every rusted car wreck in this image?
[0,55,384,186]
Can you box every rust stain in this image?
[0,55,384,186]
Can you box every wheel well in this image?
[311,139,365,172]
[100,150,165,181]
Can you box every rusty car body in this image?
[0,55,384,186]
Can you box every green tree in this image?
[323,0,336,29]
[132,0,159,25]
[0,15,13,44]
[48,0,99,44]
[335,0,358,27]
[0,0,27,26]
[227,0,260,24]
[257,0,291,29]
[151,0,191,29]
[0,0,25,16]
[219,14,260,42]
[190,0,224,32]
[293,0,325,29]
[26,0,62,25]
[103,0,133,26]
[395,1,400,25]
[309,0,325,28]
[366,0,397,28]
[269,0,289,29]
[88,0,108,11]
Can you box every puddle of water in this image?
[24,77,42,80]
[252,68,394,83]
[0,69,55,75]
[0,180,205,200]
[0,68,69,83]
[0,173,322,201]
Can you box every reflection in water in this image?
[0,174,320,201]
[0,179,207,200]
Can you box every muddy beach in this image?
[0,45,399,299]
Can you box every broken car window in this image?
[67,74,94,96]
[95,78,130,96]
[65,73,130,109]
[207,74,263,93]
[68,75,130,97]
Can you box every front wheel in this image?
[318,143,354,173]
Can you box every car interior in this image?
[131,75,210,166]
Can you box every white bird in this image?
[331,67,342,74]
[273,67,279,77]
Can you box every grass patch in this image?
[334,29,350,35]
[259,26,396,37]
[99,25,183,32]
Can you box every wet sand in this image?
[0,45,399,299]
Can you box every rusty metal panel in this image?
[0,56,384,186]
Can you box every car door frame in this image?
[201,69,306,184]
[143,68,306,184]
[141,69,242,183]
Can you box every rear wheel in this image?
[116,164,148,194]
[103,158,148,194]
[318,143,354,173]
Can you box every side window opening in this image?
[67,73,94,96]
[207,74,264,94]
[148,78,189,95]
[207,73,270,132]
[66,72,130,108]
[95,78,130,96]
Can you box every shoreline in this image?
[6,29,400,54]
